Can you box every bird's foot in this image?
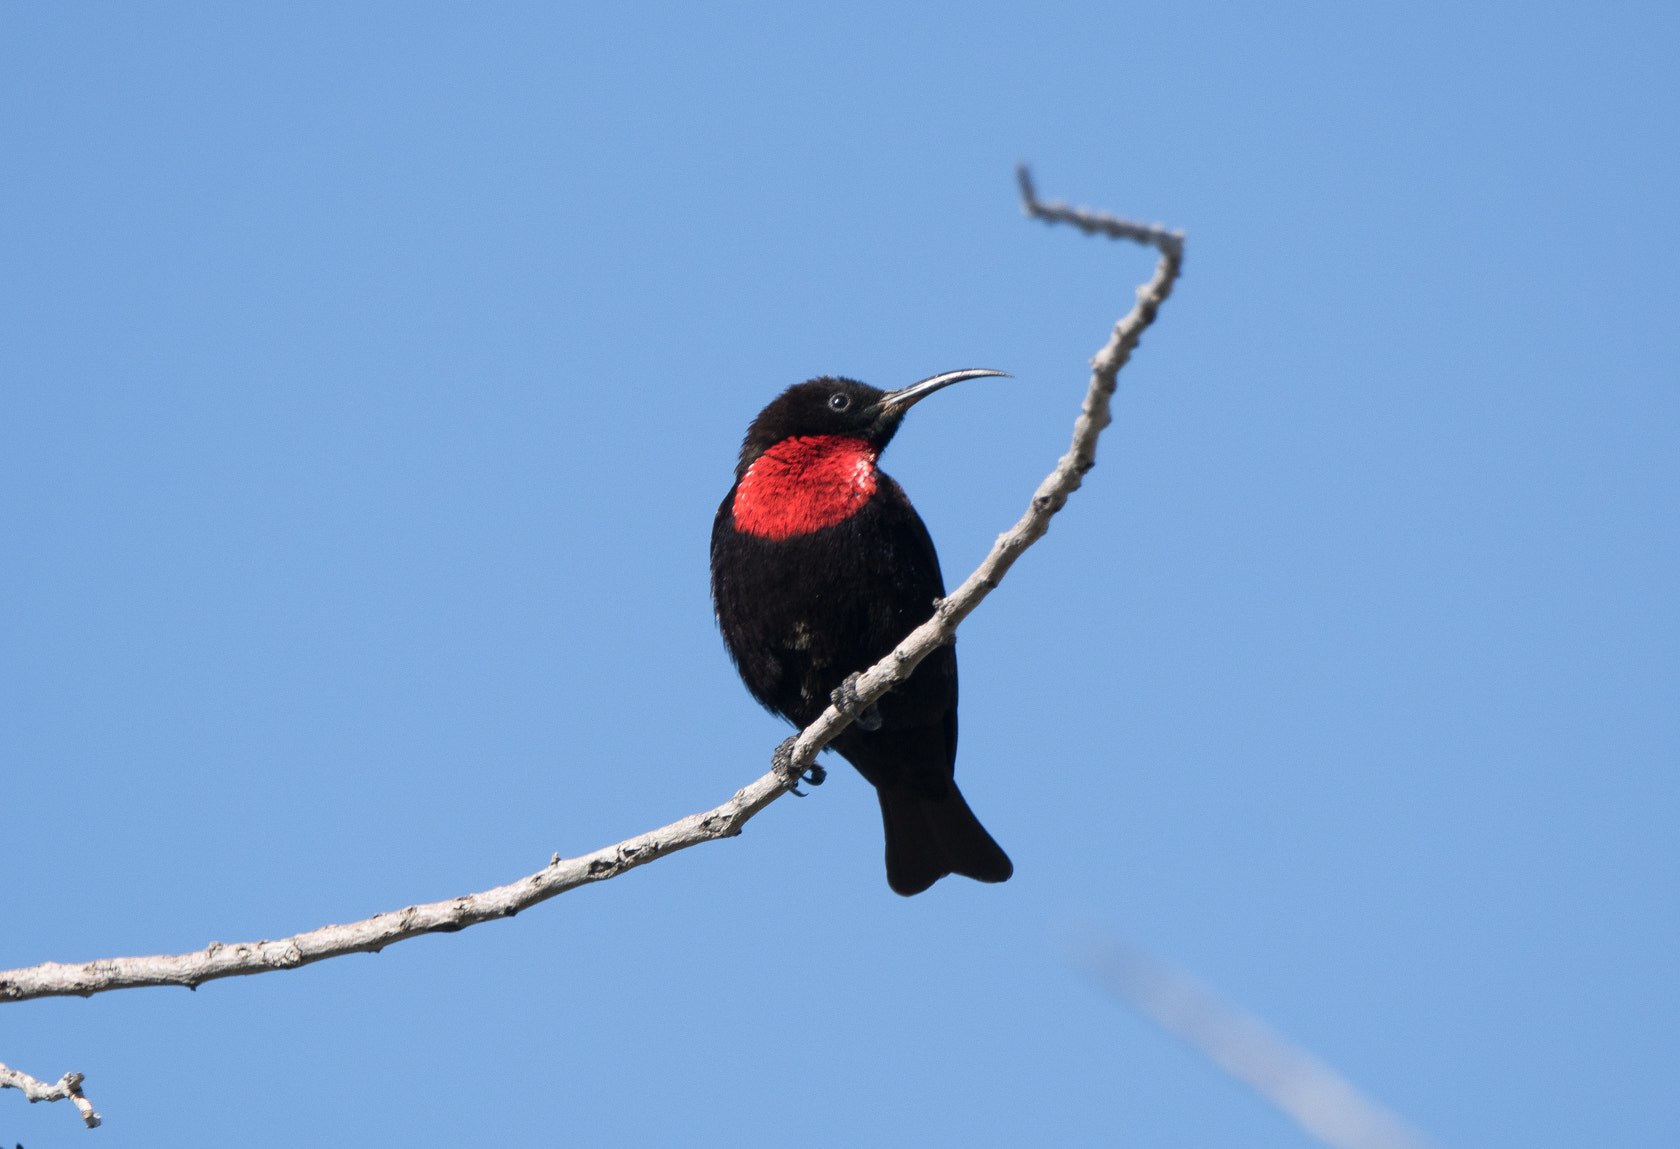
[830,672,883,731]
[773,736,827,796]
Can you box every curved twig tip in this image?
[1016,163,1039,212]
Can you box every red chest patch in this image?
[732,435,879,540]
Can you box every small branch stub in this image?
[0,1063,102,1128]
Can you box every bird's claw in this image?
[773,735,826,796]
[830,672,883,731]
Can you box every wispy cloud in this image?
[1075,936,1439,1149]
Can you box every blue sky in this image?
[3,3,1676,1145]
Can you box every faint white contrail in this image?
[1075,936,1439,1149]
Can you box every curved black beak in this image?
[874,368,1011,416]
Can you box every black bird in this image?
[710,370,1014,896]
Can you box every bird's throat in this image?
[732,435,879,540]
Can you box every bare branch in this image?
[2,169,1181,1032]
[1076,937,1439,1149]
[0,1063,102,1128]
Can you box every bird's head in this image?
[735,369,1009,475]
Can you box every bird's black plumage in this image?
[710,373,1013,895]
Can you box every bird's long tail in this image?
[877,783,1013,897]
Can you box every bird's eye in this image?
[828,393,851,411]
